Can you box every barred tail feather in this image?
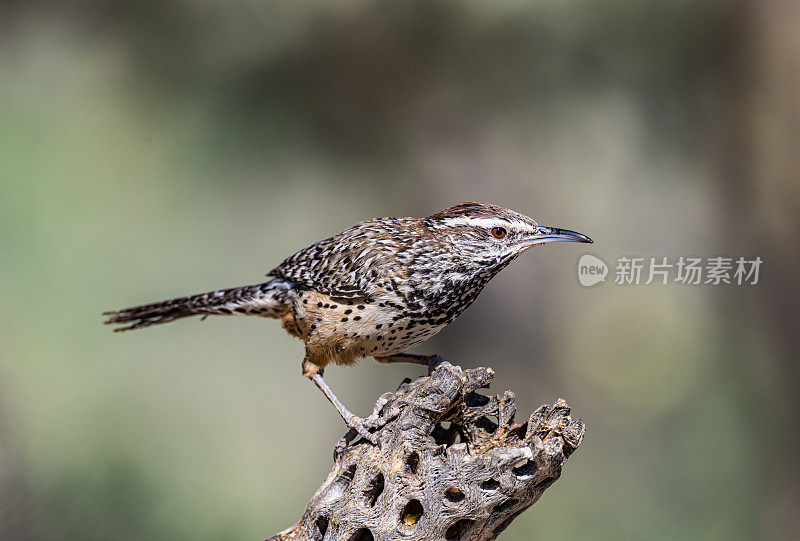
[103,279,295,332]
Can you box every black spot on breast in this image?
[353,316,361,321]
[375,324,383,329]
[317,302,323,307]
[344,309,352,314]
[357,305,365,310]
[341,317,348,322]
[330,304,337,309]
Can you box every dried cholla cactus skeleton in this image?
[268,357,585,541]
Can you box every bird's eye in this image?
[491,227,507,239]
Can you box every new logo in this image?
[578,254,608,287]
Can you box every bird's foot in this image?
[343,413,379,445]
[365,391,396,425]
[334,392,398,457]
[424,354,447,374]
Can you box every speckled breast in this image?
[289,259,509,366]
[291,289,448,362]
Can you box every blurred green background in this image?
[2,1,799,539]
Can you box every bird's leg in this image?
[304,361,378,444]
[362,391,398,429]
[375,353,446,374]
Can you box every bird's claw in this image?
[367,392,396,420]
[344,415,379,445]
[333,391,400,458]
[425,354,446,374]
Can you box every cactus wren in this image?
[104,202,592,442]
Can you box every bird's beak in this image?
[523,226,593,246]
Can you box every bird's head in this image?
[423,202,592,272]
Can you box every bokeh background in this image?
[2,1,799,539]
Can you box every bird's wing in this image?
[267,218,409,299]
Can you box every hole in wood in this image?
[399,499,424,527]
[328,464,357,499]
[431,422,461,446]
[444,487,465,502]
[445,519,474,540]
[511,459,537,478]
[348,527,373,541]
[475,415,498,434]
[510,421,528,440]
[335,464,357,486]
[480,478,500,491]
[313,516,329,540]
[363,472,384,507]
[465,392,490,407]
[492,498,519,514]
[406,451,419,474]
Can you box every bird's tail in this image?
[103,279,295,332]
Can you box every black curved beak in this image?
[525,226,593,246]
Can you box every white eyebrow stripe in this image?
[439,217,537,231]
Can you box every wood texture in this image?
[268,357,585,541]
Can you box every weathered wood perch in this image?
[268,357,585,541]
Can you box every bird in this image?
[104,202,592,442]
